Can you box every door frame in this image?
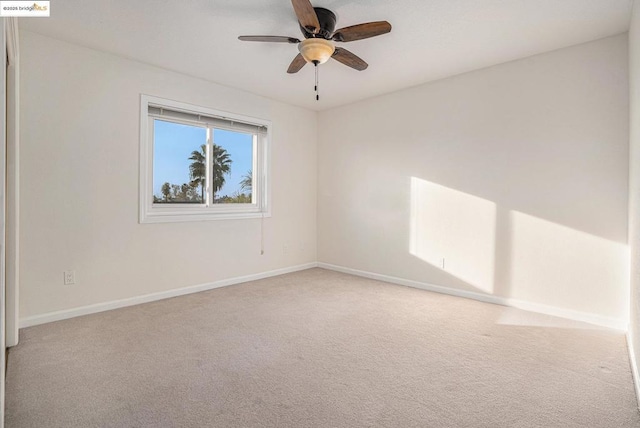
[0,17,6,427]
[1,16,18,426]
[5,17,18,349]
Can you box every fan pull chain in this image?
[314,61,319,101]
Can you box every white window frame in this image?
[139,94,271,223]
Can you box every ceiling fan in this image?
[238,0,392,99]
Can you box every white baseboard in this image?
[318,262,627,331]
[20,261,627,332]
[627,332,640,409]
[19,263,318,328]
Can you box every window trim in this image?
[139,94,271,224]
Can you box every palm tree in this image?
[189,145,206,202]
[240,170,252,193]
[210,144,232,201]
[188,144,232,203]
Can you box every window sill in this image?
[140,210,271,224]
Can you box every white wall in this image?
[19,31,317,319]
[628,0,640,404]
[318,35,629,326]
[19,29,631,331]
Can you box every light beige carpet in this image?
[5,268,640,427]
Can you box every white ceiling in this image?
[21,0,632,111]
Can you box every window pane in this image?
[153,119,207,204]
[212,129,254,204]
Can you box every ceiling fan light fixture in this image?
[298,38,335,64]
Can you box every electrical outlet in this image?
[63,270,76,285]
[283,244,289,255]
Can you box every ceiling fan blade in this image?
[332,48,368,71]
[291,0,320,34]
[238,36,301,43]
[332,21,392,42]
[287,53,307,74]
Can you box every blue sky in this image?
[153,120,253,199]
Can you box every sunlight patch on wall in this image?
[509,211,629,319]
[410,177,496,293]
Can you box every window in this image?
[139,95,270,223]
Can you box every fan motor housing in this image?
[299,7,336,40]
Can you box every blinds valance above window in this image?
[148,104,268,135]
